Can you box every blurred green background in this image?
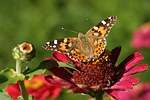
[0,0,150,99]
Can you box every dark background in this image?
[0,0,150,99]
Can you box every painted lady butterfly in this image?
[43,16,117,62]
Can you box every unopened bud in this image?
[12,42,36,62]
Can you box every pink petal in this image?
[52,52,68,62]
[117,76,139,85]
[124,64,148,76]
[118,91,133,100]
[105,90,119,99]
[111,84,133,90]
[132,23,150,49]
[119,76,138,82]
[115,78,139,86]
[110,77,139,90]
[125,52,144,71]
[117,52,144,71]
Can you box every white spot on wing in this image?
[102,20,106,25]
[108,17,112,19]
[107,23,110,26]
[53,45,56,48]
[54,40,57,44]
[46,42,50,45]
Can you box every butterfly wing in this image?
[42,38,77,53]
[43,38,90,62]
[68,41,92,62]
[86,16,117,37]
[85,16,117,59]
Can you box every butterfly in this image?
[43,16,117,62]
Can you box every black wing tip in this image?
[109,16,117,21]
[42,42,50,50]
[42,44,48,49]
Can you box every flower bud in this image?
[12,42,36,62]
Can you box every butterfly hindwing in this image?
[68,43,91,62]
[90,38,106,59]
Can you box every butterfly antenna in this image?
[61,27,78,34]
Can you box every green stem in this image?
[15,60,29,100]
[16,60,22,74]
[95,91,104,100]
[19,81,28,100]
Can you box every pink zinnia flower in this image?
[132,22,150,49]
[6,74,62,100]
[119,83,150,100]
[45,47,148,99]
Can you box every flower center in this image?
[73,50,116,90]
[20,43,33,53]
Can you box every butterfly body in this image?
[43,16,117,62]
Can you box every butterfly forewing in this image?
[85,16,117,59]
[43,38,76,53]
[86,16,117,38]
[43,38,91,62]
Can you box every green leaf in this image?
[0,68,25,90]
[23,60,56,75]
[57,61,77,70]
[1,68,15,78]
[0,92,11,100]
[23,60,58,76]
[25,69,46,80]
